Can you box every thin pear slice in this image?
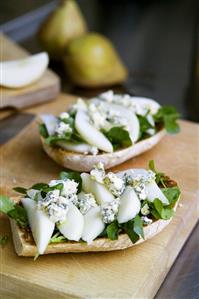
[82,206,105,244]
[81,173,114,204]
[91,99,140,143]
[0,52,49,88]
[56,141,94,153]
[21,198,55,254]
[117,186,141,224]
[75,109,113,153]
[58,204,84,241]
[40,114,58,135]
[145,181,169,205]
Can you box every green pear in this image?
[63,33,128,87]
[38,0,87,59]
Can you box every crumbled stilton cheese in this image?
[101,199,120,224]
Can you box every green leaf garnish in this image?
[45,134,72,145]
[0,195,15,213]
[151,198,174,220]
[103,126,132,149]
[133,215,144,239]
[123,220,140,243]
[154,106,180,134]
[137,114,154,140]
[0,235,8,247]
[0,195,28,228]
[39,123,49,138]
[31,183,49,190]
[148,160,167,187]
[13,187,27,194]
[162,186,181,207]
[106,221,119,240]
[60,171,82,193]
[50,232,67,243]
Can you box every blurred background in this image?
[0,0,198,121]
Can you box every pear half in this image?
[63,33,128,87]
[21,198,55,254]
[0,52,49,88]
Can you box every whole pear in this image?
[38,0,87,59]
[63,33,128,87]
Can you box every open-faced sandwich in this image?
[0,161,180,257]
[39,90,180,171]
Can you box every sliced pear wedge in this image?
[56,141,94,153]
[81,173,114,204]
[21,198,55,254]
[117,186,141,224]
[58,204,84,241]
[81,206,105,244]
[0,52,49,88]
[130,97,160,115]
[40,114,58,135]
[91,99,140,143]
[75,109,113,153]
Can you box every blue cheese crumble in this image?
[141,203,150,215]
[90,162,105,183]
[101,199,120,223]
[103,172,125,197]
[77,192,97,215]
[55,121,72,137]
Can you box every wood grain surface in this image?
[0,93,199,299]
[0,34,60,109]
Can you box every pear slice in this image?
[58,204,84,241]
[117,168,169,205]
[81,206,105,244]
[117,186,141,224]
[91,99,140,143]
[75,109,113,153]
[56,141,94,153]
[21,198,55,254]
[40,114,58,135]
[145,181,169,205]
[81,173,114,204]
[0,52,49,88]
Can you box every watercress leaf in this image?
[60,171,82,193]
[42,183,64,194]
[0,235,8,247]
[103,127,132,149]
[39,123,49,138]
[134,215,144,239]
[148,160,166,187]
[154,106,180,134]
[7,205,28,228]
[106,221,119,240]
[50,233,67,243]
[153,198,174,220]
[31,183,49,190]
[153,198,163,215]
[0,195,15,213]
[123,220,140,243]
[137,114,154,140]
[162,187,181,207]
[13,187,27,194]
[45,134,72,145]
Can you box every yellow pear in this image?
[63,33,128,87]
[38,0,87,59]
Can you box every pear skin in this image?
[63,33,128,87]
[38,0,87,59]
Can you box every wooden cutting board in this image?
[0,34,60,109]
[0,94,199,299]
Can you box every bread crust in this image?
[10,197,179,256]
[41,129,166,171]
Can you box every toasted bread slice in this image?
[10,197,178,256]
[41,129,166,171]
